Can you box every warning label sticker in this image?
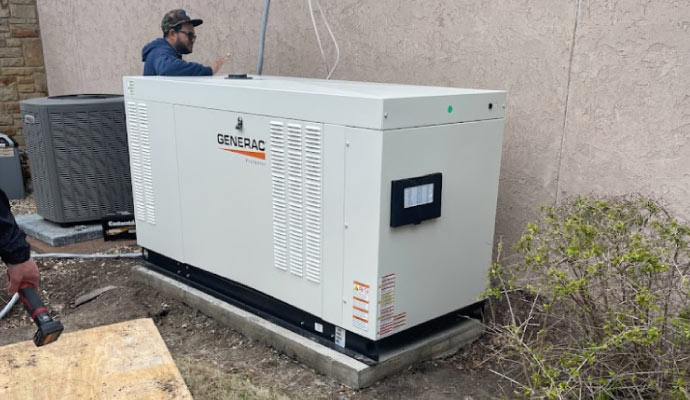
[353,297,369,311]
[353,317,368,331]
[352,281,370,332]
[353,281,370,302]
[352,306,368,320]
[377,273,406,336]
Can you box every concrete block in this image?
[0,57,23,67]
[1,67,32,76]
[16,83,32,93]
[15,213,103,246]
[4,101,19,113]
[10,24,37,38]
[18,92,41,100]
[0,47,22,57]
[132,266,484,389]
[22,38,42,66]
[32,71,45,92]
[9,4,34,19]
[0,80,17,102]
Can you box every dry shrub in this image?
[484,196,690,399]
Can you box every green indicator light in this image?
[447,105,453,114]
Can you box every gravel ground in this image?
[9,194,37,216]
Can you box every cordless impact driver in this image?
[18,283,64,346]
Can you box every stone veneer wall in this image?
[0,0,47,186]
[0,0,48,148]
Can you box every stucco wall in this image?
[35,0,690,248]
[558,1,690,221]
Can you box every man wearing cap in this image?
[142,9,230,76]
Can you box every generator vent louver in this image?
[21,95,134,224]
[270,121,322,283]
[126,101,156,225]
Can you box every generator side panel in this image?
[319,124,347,327]
[340,127,384,341]
[172,106,327,318]
[376,118,505,338]
[124,99,186,263]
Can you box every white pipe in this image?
[0,293,19,320]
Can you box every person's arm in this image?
[0,189,39,294]
[210,53,231,75]
[153,52,213,76]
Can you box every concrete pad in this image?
[15,213,102,247]
[132,265,484,389]
[26,236,137,255]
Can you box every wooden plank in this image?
[0,318,192,400]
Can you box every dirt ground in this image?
[2,198,507,399]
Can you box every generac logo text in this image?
[217,134,266,160]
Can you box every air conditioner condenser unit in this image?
[123,75,506,360]
[21,94,133,224]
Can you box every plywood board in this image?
[0,318,192,400]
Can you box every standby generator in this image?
[123,75,506,360]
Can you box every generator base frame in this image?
[143,249,484,362]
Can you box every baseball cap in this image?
[161,9,203,33]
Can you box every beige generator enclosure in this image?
[123,75,505,360]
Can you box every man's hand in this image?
[211,53,231,75]
[7,257,39,295]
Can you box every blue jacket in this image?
[142,38,212,76]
